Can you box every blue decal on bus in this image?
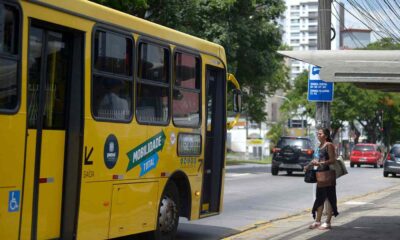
[104,134,119,169]
[8,190,20,212]
[140,153,159,176]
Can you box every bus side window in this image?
[92,29,133,121]
[136,42,169,124]
[172,52,201,128]
[0,3,20,112]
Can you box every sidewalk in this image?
[224,184,400,240]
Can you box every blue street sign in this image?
[307,65,334,102]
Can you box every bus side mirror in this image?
[227,73,241,129]
[232,89,242,113]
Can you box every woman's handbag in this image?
[316,170,336,187]
[329,157,348,179]
[304,168,317,183]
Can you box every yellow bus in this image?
[0,0,241,239]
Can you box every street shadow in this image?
[177,223,240,240]
[386,174,400,178]
[115,223,239,240]
[308,216,400,240]
[229,166,270,174]
[284,173,305,178]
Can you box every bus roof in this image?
[29,0,226,64]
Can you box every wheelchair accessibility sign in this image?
[8,190,20,212]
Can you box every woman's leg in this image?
[325,199,333,223]
[316,204,324,222]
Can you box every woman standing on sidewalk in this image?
[308,128,338,230]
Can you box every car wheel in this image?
[380,164,383,168]
[271,167,279,176]
[150,182,180,240]
[383,171,389,177]
[373,164,378,168]
[286,170,293,175]
[357,164,361,167]
[350,163,354,168]
[392,173,397,177]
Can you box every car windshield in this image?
[390,147,400,157]
[354,145,375,151]
[278,138,311,149]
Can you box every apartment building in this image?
[280,0,340,81]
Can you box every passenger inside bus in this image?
[97,78,130,120]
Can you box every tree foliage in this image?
[90,0,289,123]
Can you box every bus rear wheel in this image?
[151,182,180,240]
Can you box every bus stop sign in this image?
[307,65,334,102]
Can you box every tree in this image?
[90,0,290,123]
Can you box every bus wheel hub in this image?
[159,196,177,232]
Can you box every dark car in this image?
[383,144,400,177]
[271,136,314,176]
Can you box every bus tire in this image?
[151,182,180,240]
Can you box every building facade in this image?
[280,0,340,81]
[341,28,371,49]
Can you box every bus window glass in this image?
[136,83,168,123]
[43,31,70,129]
[94,30,132,76]
[175,53,200,89]
[0,58,17,110]
[28,28,71,129]
[28,27,43,127]
[138,43,169,83]
[0,4,19,111]
[92,29,133,122]
[173,90,199,126]
[173,52,200,127]
[93,76,132,120]
[0,4,19,54]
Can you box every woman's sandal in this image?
[318,222,331,230]
[309,222,321,229]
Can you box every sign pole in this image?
[316,0,332,129]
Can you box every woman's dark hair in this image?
[322,128,332,142]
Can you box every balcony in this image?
[300,38,309,45]
[308,20,318,26]
[309,40,317,46]
[308,26,318,32]
[308,12,318,18]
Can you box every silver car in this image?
[383,144,400,177]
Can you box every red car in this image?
[350,143,383,168]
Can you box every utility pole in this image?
[316,0,332,129]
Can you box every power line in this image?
[346,0,400,42]
[332,2,366,48]
[334,0,386,40]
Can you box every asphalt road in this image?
[176,163,400,240]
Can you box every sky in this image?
[340,0,399,42]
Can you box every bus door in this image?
[24,21,83,239]
[201,66,226,214]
